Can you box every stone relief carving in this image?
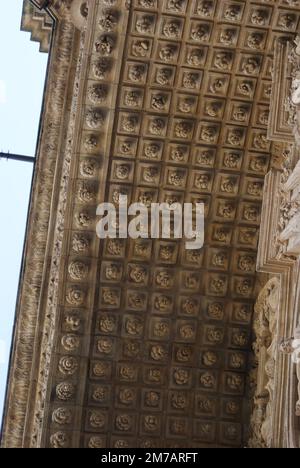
[276,153,300,258]
[36,0,90,29]
[249,277,280,448]
[286,38,300,144]
[280,328,300,417]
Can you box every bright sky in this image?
[0,1,48,423]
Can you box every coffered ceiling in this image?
[9,0,300,449]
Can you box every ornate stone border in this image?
[21,0,53,53]
[1,2,78,449]
[251,37,300,449]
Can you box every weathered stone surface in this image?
[21,0,53,52]
[2,0,300,449]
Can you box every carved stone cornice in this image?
[268,39,294,143]
[27,26,85,448]
[21,1,53,53]
[1,15,78,449]
[21,0,89,53]
[31,0,89,29]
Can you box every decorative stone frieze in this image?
[21,0,53,52]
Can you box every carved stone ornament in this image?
[251,34,300,449]
[4,0,300,450]
[249,278,280,448]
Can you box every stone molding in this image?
[252,36,300,449]
[21,0,53,53]
[249,277,281,448]
[30,0,89,28]
[1,15,78,449]
[268,40,294,143]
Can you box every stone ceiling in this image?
[10,0,300,449]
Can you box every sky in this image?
[0,1,48,423]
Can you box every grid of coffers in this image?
[49,0,299,448]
